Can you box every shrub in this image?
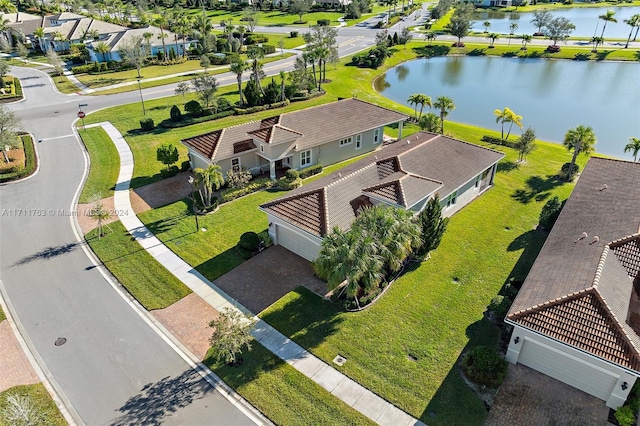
[480,135,519,149]
[0,135,36,183]
[236,245,252,259]
[258,230,273,248]
[461,346,508,387]
[539,195,565,231]
[560,162,580,180]
[290,31,298,37]
[277,175,302,190]
[285,169,299,179]
[239,231,261,251]
[160,165,179,178]
[181,160,190,172]
[501,282,519,300]
[220,178,273,202]
[261,44,276,55]
[299,164,322,179]
[615,405,635,426]
[140,118,154,131]
[185,100,203,116]
[169,105,182,122]
[488,295,512,319]
[246,34,269,45]
[317,19,330,26]
[160,110,235,128]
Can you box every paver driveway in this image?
[214,246,327,314]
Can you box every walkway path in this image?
[92,121,424,426]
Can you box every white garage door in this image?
[276,225,319,262]
[518,339,617,401]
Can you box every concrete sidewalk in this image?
[92,120,424,426]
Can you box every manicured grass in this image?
[0,306,5,322]
[138,190,285,281]
[49,72,80,94]
[205,343,376,426]
[78,127,120,204]
[0,384,66,426]
[85,223,191,310]
[259,134,586,425]
[76,59,206,88]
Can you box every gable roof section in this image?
[182,130,223,159]
[261,132,503,238]
[181,98,408,161]
[508,158,640,371]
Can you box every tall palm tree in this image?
[591,36,604,52]
[408,93,421,120]
[0,0,17,12]
[521,34,532,50]
[624,137,640,162]
[416,94,432,121]
[598,10,617,40]
[34,27,46,51]
[94,41,110,61]
[142,31,153,55]
[247,46,265,95]
[508,23,518,46]
[487,32,499,48]
[483,21,491,33]
[433,96,455,134]
[153,15,168,61]
[424,32,436,46]
[505,109,523,139]
[194,13,212,53]
[229,56,249,107]
[624,14,640,48]
[563,125,597,179]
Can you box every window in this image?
[446,191,457,208]
[231,158,240,172]
[355,134,362,150]
[301,150,311,167]
[373,128,380,144]
[339,136,352,147]
[475,175,480,188]
[260,144,264,152]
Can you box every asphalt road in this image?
[1,67,264,425]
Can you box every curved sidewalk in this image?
[95,121,425,426]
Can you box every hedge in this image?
[220,178,274,203]
[299,164,323,179]
[159,110,235,128]
[480,135,519,149]
[0,135,37,183]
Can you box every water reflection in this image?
[376,57,640,159]
[395,64,409,82]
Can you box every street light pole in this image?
[136,77,146,116]
[188,176,199,232]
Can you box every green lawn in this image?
[0,384,66,426]
[0,306,5,322]
[205,343,376,426]
[85,223,191,310]
[78,127,120,204]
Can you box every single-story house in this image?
[2,12,189,62]
[259,131,504,261]
[471,0,512,7]
[181,98,409,180]
[506,157,640,409]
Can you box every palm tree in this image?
[521,34,532,50]
[624,137,640,162]
[424,32,436,46]
[94,41,110,62]
[34,27,46,51]
[195,164,224,209]
[494,107,510,139]
[598,10,617,40]
[229,56,249,107]
[508,23,518,46]
[194,14,213,53]
[505,109,523,139]
[52,31,66,51]
[563,125,597,179]
[0,0,17,12]
[153,15,169,61]
[434,96,455,134]
[247,46,265,96]
[416,94,432,121]
[483,20,491,33]
[408,93,421,120]
[487,33,499,48]
[591,36,604,52]
[142,31,153,55]
[624,14,640,48]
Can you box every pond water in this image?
[375,56,640,160]
[472,6,640,39]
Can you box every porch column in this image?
[397,121,403,141]
[270,160,276,180]
[490,163,497,185]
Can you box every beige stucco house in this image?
[506,157,640,409]
[181,98,409,180]
[259,131,504,261]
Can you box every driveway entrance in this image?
[214,246,327,314]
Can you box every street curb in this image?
[0,278,81,426]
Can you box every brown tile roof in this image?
[182,130,222,159]
[181,98,408,161]
[233,139,256,154]
[508,158,640,371]
[261,132,503,237]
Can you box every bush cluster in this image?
[0,135,36,183]
[461,346,508,387]
[246,35,269,45]
[160,165,180,178]
[481,135,519,149]
[488,295,512,319]
[277,169,302,190]
[139,118,154,131]
[220,178,274,203]
[299,164,323,179]
[539,195,566,231]
[351,46,388,69]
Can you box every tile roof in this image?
[261,132,503,237]
[181,98,408,161]
[182,130,222,159]
[508,158,640,371]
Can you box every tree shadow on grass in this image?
[259,287,343,351]
[501,229,547,294]
[511,174,563,204]
[12,242,82,266]
[496,160,519,173]
[112,369,212,426]
[195,246,244,283]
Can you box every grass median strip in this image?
[78,127,120,204]
[0,384,66,426]
[85,223,191,310]
[205,343,376,426]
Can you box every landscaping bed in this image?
[0,134,37,183]
[0,384,66,426]
[0,76,23,103]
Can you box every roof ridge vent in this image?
[575,232,588,243]
[590,236,600,245]
[600,184,608,191]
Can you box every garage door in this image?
[276,225,320,262]
[518,339,617,401]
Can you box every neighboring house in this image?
[506,158,640,409]
[3,12,188,62]
[1,12,43,47]
[471,0,512,7]
[181,98,409,180]
[259,131,504,261]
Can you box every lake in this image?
[472,6,640,39]
[375,56,640,160]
